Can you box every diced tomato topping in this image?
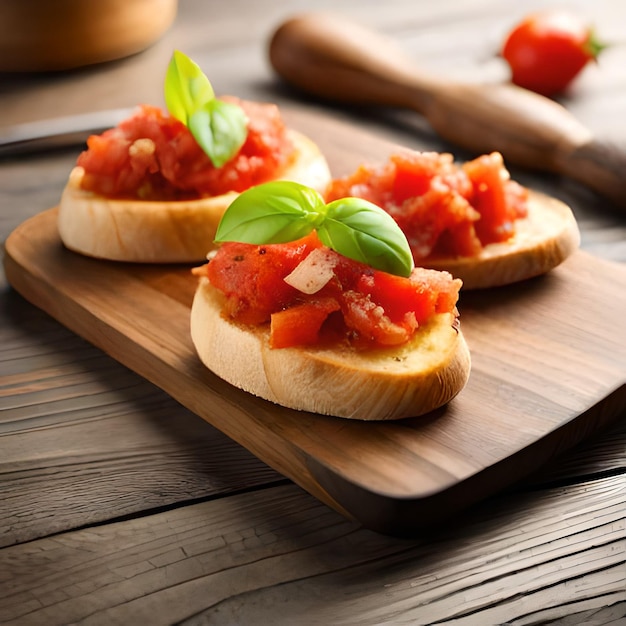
[203,232,462,349]
[270,298,341,348]
[325,149,529,262]
[462,152,528,244]
[206,233,321,325]
[341,290,418,347]
[76,99,294,200]
[357,267,458,325]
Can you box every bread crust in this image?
[190,278,471,420]
[425,191,580,289]
[57,129,331,263]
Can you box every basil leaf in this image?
[215,181,326,244]
[189,100,247,168]
[164,50,214,125]
[317,198,414,277]
[214,182,414,278]
[164,50,248,168]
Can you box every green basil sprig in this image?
[215,181,415,277]
[164,50,248,168]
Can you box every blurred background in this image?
[1,0,625,261]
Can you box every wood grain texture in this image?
[4,110,626,535]
[0,289,284,548]
[1,474,623,626]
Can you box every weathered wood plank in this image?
[0,289,284,547]
[0,472,623,626]
[529,603,626,626]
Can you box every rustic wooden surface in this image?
[4,139,626,535]
[1,0,625,624]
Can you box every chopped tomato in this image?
[206,233,320,325]
[76,99,294,200]
[357,267,458,325]
[203,232,462,349]
[270,298,341,348]
[462,152,527,244]
[341,290,418,347]
[392,151,472,203]
[325,149,528,262]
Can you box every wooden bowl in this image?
[0,0,178,72]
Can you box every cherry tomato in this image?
[501,11,605,96]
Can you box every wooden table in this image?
[1,1,625,624]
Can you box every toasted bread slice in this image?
[425,191,580,289]
[57,129,331,263]
[190,278,471,420]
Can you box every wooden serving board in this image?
[4,110,626,536]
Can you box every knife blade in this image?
[0,108,135,157]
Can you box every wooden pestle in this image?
[268,13,626,211]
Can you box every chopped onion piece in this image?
[284,247,337,294]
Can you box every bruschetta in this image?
[190,181,471,420]
[325,150,580,289]
[58,52,331,263]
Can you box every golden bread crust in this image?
[57,130,332,263]
[425,191,580,289]
[190,279,471,420]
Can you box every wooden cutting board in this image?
[4,109,626,536]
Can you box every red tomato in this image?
[462,152,526,245]
[501,11,605,96]
[270,298,340,348]
[206,234,320,325]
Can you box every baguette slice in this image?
[57,129,331,263]
[425,191,580,289]
[190,278,471,421]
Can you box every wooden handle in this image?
[269,13,626,210]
